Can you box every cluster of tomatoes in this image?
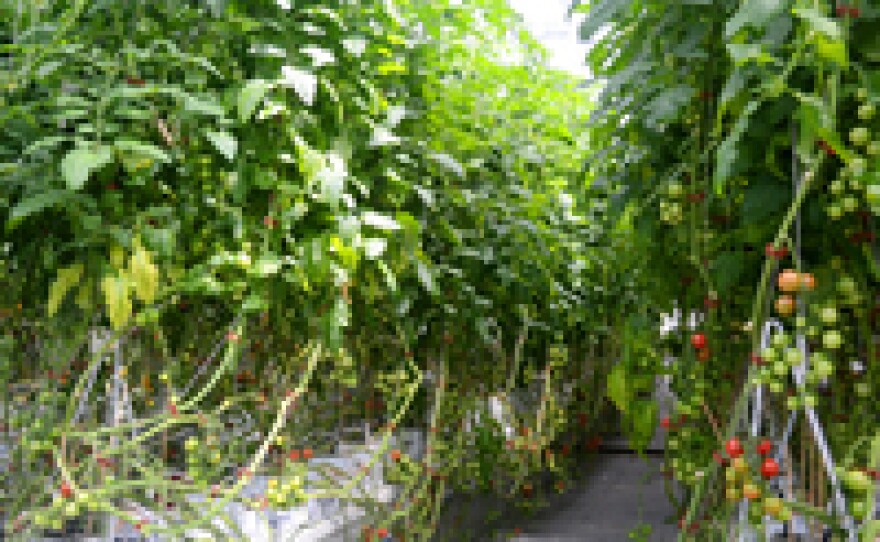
[720,438,787,520]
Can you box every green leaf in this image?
[61,146,114,190]
[416,259,436,295]
[725,0,786,37]
[627,400,657,455]
[712,251,745,291]
[238,79,272,122]
[815,34,847,66]
[8,190,75,229]
[742,183,790,223]
[715,100,760,193]
[205,131,237,161]
[184,95,226,117]
[792,7,841,40]
[607,362,628,413]
[726,43,775,65]
[113,139,172,163]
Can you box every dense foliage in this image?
[0,0,619,539]
[577,0,880,538]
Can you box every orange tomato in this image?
[777,269,800,292]
[775,295,795,316]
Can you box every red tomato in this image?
[725,438,743,458]
[765,243,789,259]
[757,439,772,456]
[303,448,314,460]
[690,333,707,350]
[761,458,780,478]
[660,416,671,429]
[61,481,72,499]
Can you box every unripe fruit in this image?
[775,295,795,316]
[823,330,842,350]
[743,483,760,500]
[819,306,837,325]
[850,127,869,146]
[858,103,875,121]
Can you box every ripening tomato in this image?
[801,272,816,291]
[777,269,800,293]
[697,348,710,362]
[775,295,795,316]
[743,482,760,500]
[390,449,401,462]
[60,481,72,499]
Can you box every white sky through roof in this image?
[507,0,590,78]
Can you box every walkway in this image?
[501,453,679,541]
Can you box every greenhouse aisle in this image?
[500,453,679,542]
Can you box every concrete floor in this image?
[497,454,679,542]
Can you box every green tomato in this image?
[803,394,817,408]
[786,396,799,410]
[838,277,857,296]
[769,380,784,394]
[850,157,867,177]
[816,360,834,379]
[849,127,869,146]
[844,470,872,493]
[668,182,683,197]
[772,333,788,349]
[851,501,868,519]
[858,103,875,121]
[784,348,802,366]
[856,382,870,397]
[761,347,778,362]
[868,141,880,156]
[843,196,858,212]
[823,330,842,350]
[773,361,788,377]
[867,184,880,206]
[819,307,838,325]
[826,204,842,219]
[829,179,845,194]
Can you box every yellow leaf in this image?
[102,273,131,331]
[75,279,92,311]
[110,246,125,269]
[47,264,83,317]
[129,243,158,304]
